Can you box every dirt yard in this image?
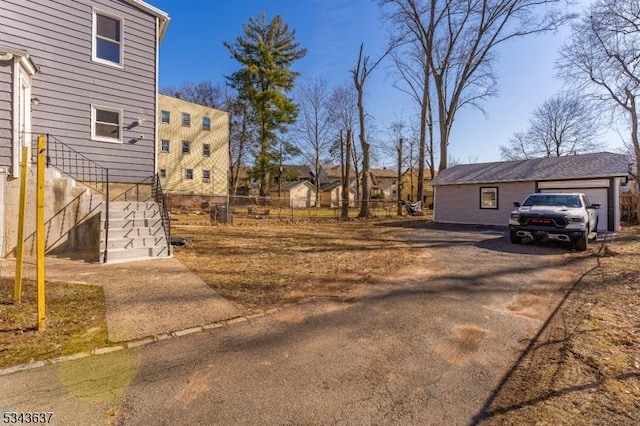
[170,216,429,313]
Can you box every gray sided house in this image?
[0,0,170,262]
[432,152,631,232]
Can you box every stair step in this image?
[103,217,164,229]
[103,246,171,264]
[105,227,165,239]
[100,236,167,250]
[107,208,162,219]
[109,201,159,211]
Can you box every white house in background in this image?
[432,152,631,232]
[270,180,317,208]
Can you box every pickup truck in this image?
[508,193,599,251]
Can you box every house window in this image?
[93,11,123,66]
[202,169,211,183]
[159,169,166,178]
[161,139,170,152]
[182,141,190,154]
[182,112,191,127]
[202,116,211,131]
[202,143,211,157]
[480,187,498,209]
[161,110,170,124]
[91,105,122,142]
[185,169,193,180]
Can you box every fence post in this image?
[13,145,29,303]
[36,135,47,332]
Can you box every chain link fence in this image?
[165,193,412,223]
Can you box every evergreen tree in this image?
[224,13,306,196]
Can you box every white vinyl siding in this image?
[91,105,122,143]
[434,182,535,226]
[92,9,124,67]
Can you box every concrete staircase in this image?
[101,201,171,263]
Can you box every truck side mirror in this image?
[590,203,601,209]
[513,202,521,207]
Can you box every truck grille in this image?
[519,216,567,227]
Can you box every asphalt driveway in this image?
[0,224,591,425]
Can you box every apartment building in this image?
[157,94,229,195]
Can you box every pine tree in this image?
[224,13,306,196]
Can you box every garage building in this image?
[432,152,631,232]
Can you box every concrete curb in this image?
[0,307,282,377]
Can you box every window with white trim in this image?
[202,169,211,183]
[161,110,170,124]
[202,116,211,130]
[161,139,170,152]
[185,169,193,180]
[182,141,190,154]
[202,143,211,157]
[92,106,122,142]
[182,112,191,127]
[159,169,167,178]
[93,11,123,66]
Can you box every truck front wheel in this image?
[574,230,588,251]
[509,230,522,244]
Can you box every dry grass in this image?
[481,224,640,425]
[171,216,428,313]
[0,278,108,369]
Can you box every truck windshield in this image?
[522,194,582,208]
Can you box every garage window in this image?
[480,187,498,209]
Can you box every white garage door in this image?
[540,188,608,231]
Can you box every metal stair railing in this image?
[31,134,111,262]
[152,173,171,252]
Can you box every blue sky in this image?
[150,0,621,166]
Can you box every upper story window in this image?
[182,113,191,127]
[93,10,123,67]
[161,139,170,152]
[202,117,211,131]
[182,141,191,154]
[161,110,170,124]
[202,144,211,157]
[91,105,122,143]
[159,169,167,179]
[185,169,194,180]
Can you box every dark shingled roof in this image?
[432,152,630,185]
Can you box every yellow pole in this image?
[13,145,29,303]
[36,135,46,332]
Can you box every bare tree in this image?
[227,93,256,195]
[161,80,225,108]
[294,77,334,206]
[380,0,573,172]
[500,93,606,160]
[558,0,639,190]
[351,43,393,217]
[391,42,436,209]
[328,82,362,203]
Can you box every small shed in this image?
[432,152,631,232]
[270,180,317,208]
[319,181,355,208]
